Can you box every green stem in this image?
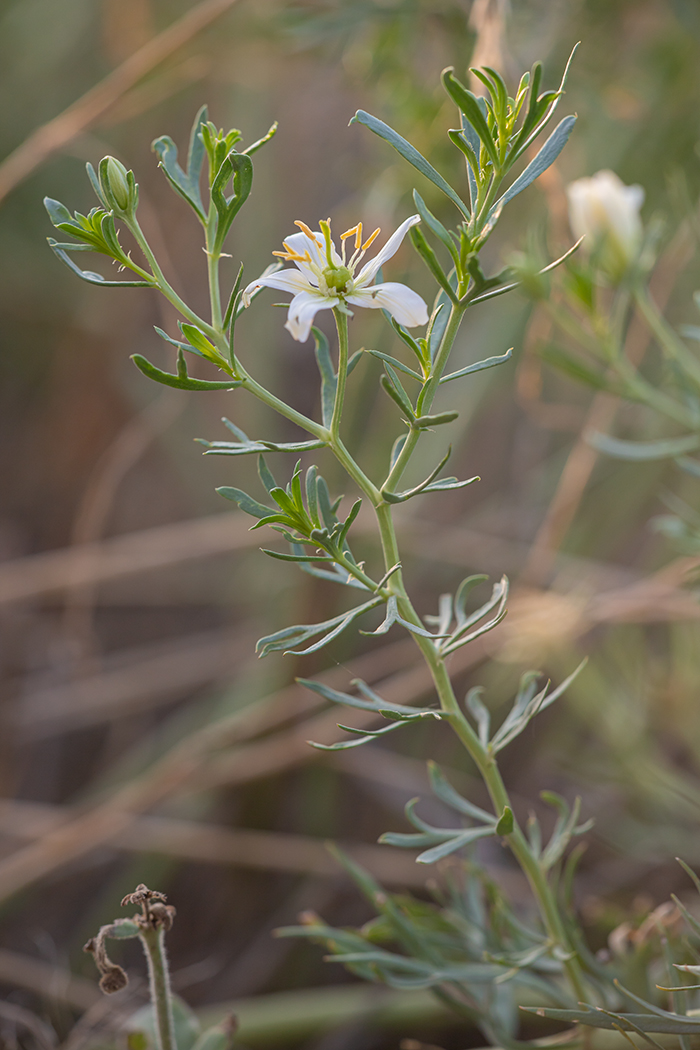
[331,308,348,440]
[206,201,223,331]
[413,630,589,1002]
[138,926,175,1050]
[383,300,467,494]
[233,356,329,441]
[126,216,219,341]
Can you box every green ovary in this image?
[323,265,352,292]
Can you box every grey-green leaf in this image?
[351,110,469,219]
[586,432,700,461]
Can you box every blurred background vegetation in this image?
[4,0,700,1047]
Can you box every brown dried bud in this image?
[99,965,129,994]
[121,884,167,908]
[84,929,130,995]
[149,902,177,930]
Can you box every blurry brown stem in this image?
[0,0,239,204]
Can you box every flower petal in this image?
[285,290,340,342]
[346,281,428,327]
[243,267,312,305]
[354,214,421,287]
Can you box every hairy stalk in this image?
[139,924,176,1050]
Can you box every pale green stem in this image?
[126,216,219,341]
[383,301,467,494]
[205,200,224,331]
[320,306,588,1003]
[635,284,700,393]
[138,926,175,1050]
[331,308,348,440]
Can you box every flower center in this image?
[271,218,382,300]
[323,265,352,292]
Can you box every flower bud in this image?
[566,170,644,283]
[99,156,133,213]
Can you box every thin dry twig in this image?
[0,0,240,204]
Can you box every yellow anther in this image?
[273,240,311,263]
[341,223,363,250]
[361,227,381,252]
[294,220,320,243]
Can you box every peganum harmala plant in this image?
[45,49,700,1049]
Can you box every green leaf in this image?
[412,190,459,263]
[413,411,459,428]
[381,365,416,422]
[242,120,278,156]
[409,226,459,302]
[491,116,576,217]
[440,348,513,384]
[510,44,579,162]
[495,806,514,836]
[256,596,382,657]
[180,323,227,366]
[364,349,422,381]
[417,825,496,864]
[211,150,253,251]
[131,353,240,391]
[261,549,334,563]
[587,432,700,461]
[382,446,465,504]
[47,240,153,287]
[202,436,326,456]
[190,1019,236,1050]
[427,761,495,823]
[521,1004,700,1037]
[296,677,425,717]
[441,69,500,169]
[351,110,469,219]
[313,326,336,428]
[216,485,273,519]
[152,104,208,220]
[309,717,420,751]
[465,686,490,747]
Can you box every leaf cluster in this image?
[352,48,579,300]
[278,851,578,1050]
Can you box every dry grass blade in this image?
[0,1001,57,1050]
[0,949,99,1011]
[0,0,240,203]
[15,628,257,739]
[0,513,252,603]
[0,800,430,888]
[0,638,423,904]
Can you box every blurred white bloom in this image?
[566,169,644,281]
[243,215,428,342]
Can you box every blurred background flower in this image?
[567,169,645,282]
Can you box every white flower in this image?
[566,170,644,281]
[242,215,429,342]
